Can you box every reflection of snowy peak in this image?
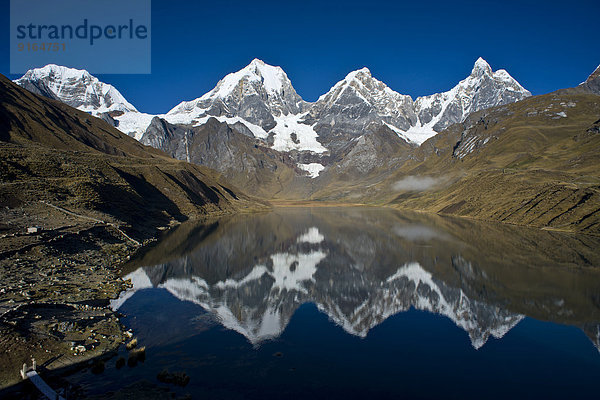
[349,263,522,348]
[113,227,522,348]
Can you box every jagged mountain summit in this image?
[410,57,531,138]
[302,67,418,151]
[164,59,326,154]
[167,58,307,127]
[305,58,531,148]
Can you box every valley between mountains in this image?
[11,58,600,234]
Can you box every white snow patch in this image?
[214,266,269,290]
[297,227,325,244]
[297,163,325,178]
[270,250,327,293]
[384,122,437,145]
[271,114,327,153]
[400,125,439,145]
[113,112,156,140]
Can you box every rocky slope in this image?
[576,64,600,94]
[1,73,262,231]
[141,116,303,198]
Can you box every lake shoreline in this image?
[270,200,600,237]
[0,199,262,394]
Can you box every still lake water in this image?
[74,207,600,399]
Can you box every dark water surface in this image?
[74,207,600,399]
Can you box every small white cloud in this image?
[392,176,441,191]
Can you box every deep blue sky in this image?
[1,0,599,114]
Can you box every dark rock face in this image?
[12,79,62,102]
[327,124,415,176]
[303,68,417,154]
[142,117,190,152]
[141,117,300,197]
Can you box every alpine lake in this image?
[69,207,600,399]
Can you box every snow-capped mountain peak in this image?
[310,66,416,130]
[26,64,92,82]
[408,57,531,138]
[318,67,380,101]
[471,57,493,76]
[199,58,290,101]
[164,59,307,134]
[343,67,372,81]
[14,64,137,114]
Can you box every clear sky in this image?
[1,0,599,114]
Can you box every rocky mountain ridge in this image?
[14,58,530,151]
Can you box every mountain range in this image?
[14,59,530,188]
[14,58,531,146]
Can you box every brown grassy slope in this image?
[0,74,267,240]
[314,92,600,235]
[386,93,600,235]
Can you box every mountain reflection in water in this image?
[113,207,600,351]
